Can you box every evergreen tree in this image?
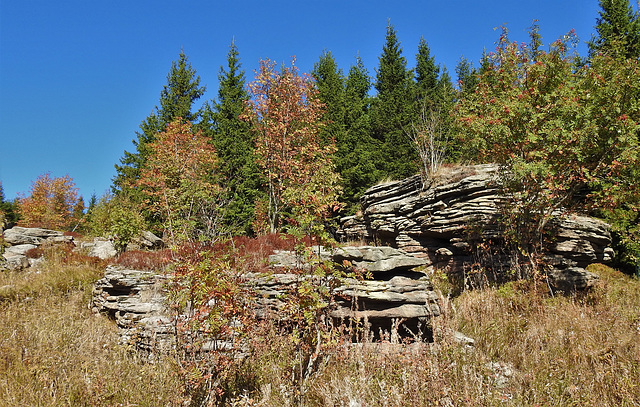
[312,50,346,146]
[201,40,262,235]
[339,56,380,212]
[589,0,640,59]
[87,194,97,214]
[0,183,18,227]
[415,37,440,103]
[455,56,479,94]
[371,22,418,180]
[113,51,206,194]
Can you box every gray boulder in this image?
[2,253,29,270]
[1,226,75,270]
[85,238,117,260]
[4,244,38,256]
[547,267,601,292]
[137,231,165,250]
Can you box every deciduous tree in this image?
[242,58,341,234]
[113,51,206,196]
[17,174,81,230]
[456,27,640,270]
[135,119,222,244]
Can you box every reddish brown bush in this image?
[112,249,173,271]
[24,247,44,259]
[63,231,83,239]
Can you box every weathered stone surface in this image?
[338,164,613,292]
[84,238,117,260]
[138,231,165,250]
[2,253,29,270]
[92,266,173,352]
[4,244,38,256]
[269,245,429,274]
[547,267,600,292]
[333,246,429,273]
[94,245,442,352]
[3,226,64,245]
[1,226,76,270]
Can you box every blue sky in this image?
[0,0,601,200]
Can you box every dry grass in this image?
[236,264,640,406]
[2,238,639,406]
[0,262,182,406]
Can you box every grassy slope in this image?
[0,262,182,407]
[1,254,639,406]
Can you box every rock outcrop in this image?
[91,267,173,352]
[80,238,118,260]
[338,164,612,292]
[92,246,441,351]
[1,226,74,270]
[1,227,164,268]
[265,245,440,339]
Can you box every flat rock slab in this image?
[3,227,64,245]
[4,244,38,256]
[269,245,428,274]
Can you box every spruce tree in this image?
[589,0,640,59]
[415,37,440,103]
[201,40,262,235]
[0,182,18,227]
[371,22,418,180]
[113,51,206,194]
[455,56,479,94]
[339,56,380,212]
[312,50,346,146]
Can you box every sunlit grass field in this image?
[1,252,639,406]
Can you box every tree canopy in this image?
[242,58,341,234]
[201,40,263,235]
[113,51,206,195]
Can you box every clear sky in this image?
[0,0,601,201]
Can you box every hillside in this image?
[1,246,639,405]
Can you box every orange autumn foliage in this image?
[242,58,341,234]
[17,174,82,230]
[135,119,222,243]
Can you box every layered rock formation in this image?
[1,226,74,270]
[92,246,441,351]
[266,246,440,339]
[91,267,173,352]
[339,164,613,292]
[1,226,165,269]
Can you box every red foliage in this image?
[63,231,83,239]
[112,249,174,271]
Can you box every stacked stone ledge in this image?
[92,245,442,352]
[1,226,74,270]
[1,226,165,270]
[338,164,614,293]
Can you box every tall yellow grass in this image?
[1,252,638,406]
